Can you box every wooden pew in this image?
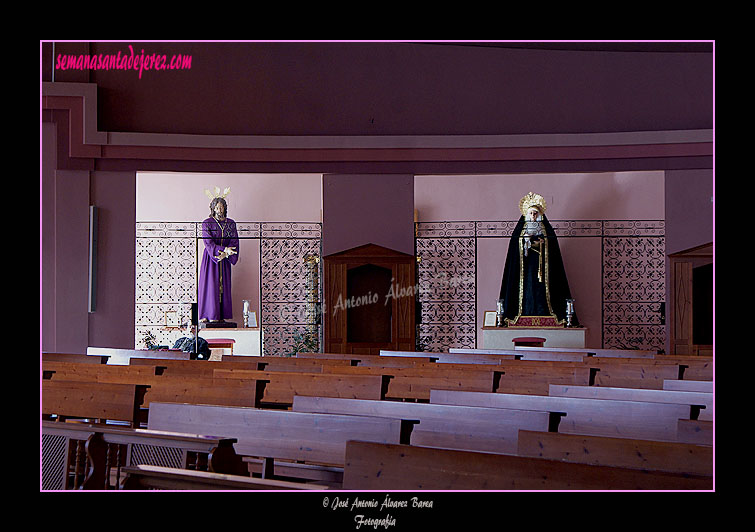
[655,355,713,381]
[343,441,712,490]
[54,358,388,408]
[121,465,328,490]
[449,348,588,362]
[41,421,247,490]
[513,346,657,358]
[297,352,439,367]
[316,364,501,401]
[43,360,269,410]
[677,419,713,445]
[517,429,712,476]
[664,380,714,393]
[42,380,148,426]
[147,401,413,485]
[43,352,110,364]
[213,368,389,406]
[588,360,684,389]
[381,350,517,364]
[87,347,191,365]
[129,358,259,374]
[292,395,561,454]
[430,389,697,442]
[236,356,353,373]
[43,361,167,382]
[496,364,593,395]
[548,384,712,421]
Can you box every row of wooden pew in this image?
[40,346,714,491]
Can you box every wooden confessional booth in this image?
[323,244,416,355]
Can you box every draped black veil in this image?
[498,214,576,325]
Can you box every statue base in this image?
[482,325,586,349]
[507,315,560,328]
[204,321,238,329]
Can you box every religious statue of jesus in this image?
[198,187,239,324]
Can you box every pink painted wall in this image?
[136,172,322,323]
[42,123,91,353]
[136,172,322,222]
[414,171,665,221]
[89,171,136,348]
[415,171,665,348]
[322,174,414,256]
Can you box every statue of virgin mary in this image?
[498,192,577,326]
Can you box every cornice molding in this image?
[41,82,713,165]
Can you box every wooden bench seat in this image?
[588,361,684,389]
[42,421,247,490]
[87,347,191,365]
[315,364,501,401]
[517,429,712,476]
[656,355,713,381]
[42,380,148,426]
[677,419,713,445]
[663,380,713,393]
[43,352,110,364]
[44,361,269,409]
[213,368,389,405]
[130,358,259,374]
[430,389,697,441]
[496,365,593,395]
[449,347,589,361]
[513,346,657,358]
[121,465,328,490]
[381,350,517,365]
[548,384,712,421]
[46,359,389,408]
[297,352,440,367]
[146,401,413,485]
[292,396,561,454]
[343,440,712,490]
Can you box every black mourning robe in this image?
[498,214,576,326]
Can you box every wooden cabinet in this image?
[323,244,416,354]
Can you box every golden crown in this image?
[205,186,231,201]
[519,192,547,216]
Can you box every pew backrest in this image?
[663,380,714,393]
[676,419,713,446]
[43,352,109,364]
[87,347,191,365]
[292,395,559,454]
[121,465,328,490]
[343,441,713,490]
[548,384,712,421]
[517,429,713,476]
[430,389,695,441]
[42,380,148,425]
[147,401,410,468]
[41,421,247,490]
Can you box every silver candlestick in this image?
[565,299,575,328]
[496,298,506,327]
[243,300,251,328]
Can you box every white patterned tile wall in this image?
[416,220,666,352]
[135,221,322,353]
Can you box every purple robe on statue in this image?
[198,216,239,321]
